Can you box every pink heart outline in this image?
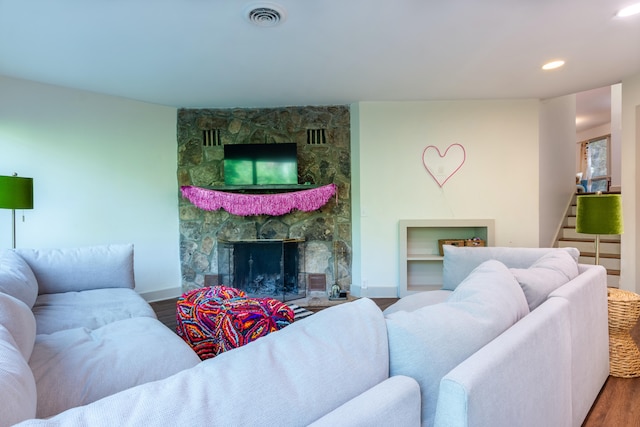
[422,143,466,187]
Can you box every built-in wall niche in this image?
[399,219,495,297]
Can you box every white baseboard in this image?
[140,286,183,302]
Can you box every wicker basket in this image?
[607,288,640,378]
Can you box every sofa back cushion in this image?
[386,260,529,426]
[0,249,38,308]
[510,250,580,311]
[0,292,36,360]
[16,244,135,294]
[442,246,580,290]
[0,325,37,427]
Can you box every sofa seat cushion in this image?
[510,250,579,311]
[0,292,36,360]
[442,246,580,290]
[29,316,201,419]
[21,299,389,426]
[0,326,37,427]
[0,249,38,308]
[16,244,135,295]
[383,290,452,316]
[32,288,156,334]
[386,260,529,426]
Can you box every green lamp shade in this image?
[575,194,623,235]
[0,175,34,209]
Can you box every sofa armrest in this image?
[16,245,135,294]
[434,298,573,427]
[308,375,421,427]
[548,264,609,426]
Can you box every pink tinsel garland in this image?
[180,184,337,216]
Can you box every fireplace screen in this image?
[217,239,306,302]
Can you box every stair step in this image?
[557,239,621,255]
[560,228,621,241]
[578,255,620,271]
[579,252,620,259]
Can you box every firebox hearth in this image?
[217,239,306,302]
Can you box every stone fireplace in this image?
[177,106,351,298]
[217,238,305,302]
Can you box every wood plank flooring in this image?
[150,297,640,426]
[582,319,640,426]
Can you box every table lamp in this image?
[0,174,34,248]
[575,193,623,265]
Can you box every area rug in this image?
[287,303,314,321]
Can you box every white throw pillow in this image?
[386,260,529,426]
[510,250,579,311]
[0,249,38,308]
[442,246,580,290]
[0,325,37,426]
[16,244,135,294]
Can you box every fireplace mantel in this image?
[218,238,305,243]
[204,184,320,194]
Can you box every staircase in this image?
[555,194,621,287]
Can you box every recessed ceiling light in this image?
[542,60,565,70]
[617,3,640,17]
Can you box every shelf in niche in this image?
[204,184,320,194]
[406,255,444,261]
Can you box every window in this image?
[579,135,611,192]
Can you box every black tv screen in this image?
[223,143,298,186]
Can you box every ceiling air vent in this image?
[244,3,286,27]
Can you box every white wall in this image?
[351,100,540,297]
[0,76,180,300]
[620,73,640,293]
[576,123,612,142]
[539,94,577,247]
[611,83,623,190]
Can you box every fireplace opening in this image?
[217,239,306,302]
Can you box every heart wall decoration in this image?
[422,143,466,187]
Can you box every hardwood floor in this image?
[150,297,178,331]
[582,319,640,426]
[150,297,640,426]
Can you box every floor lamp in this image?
[575,193,623,265]
[0,174,34,249]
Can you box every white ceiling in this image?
[1,0,638,130]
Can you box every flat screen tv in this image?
[223,143,298,186]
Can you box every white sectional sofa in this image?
[384,246,609,427]
[2,244,421,427]
[2,245,608,427]
[0,244,201,425]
